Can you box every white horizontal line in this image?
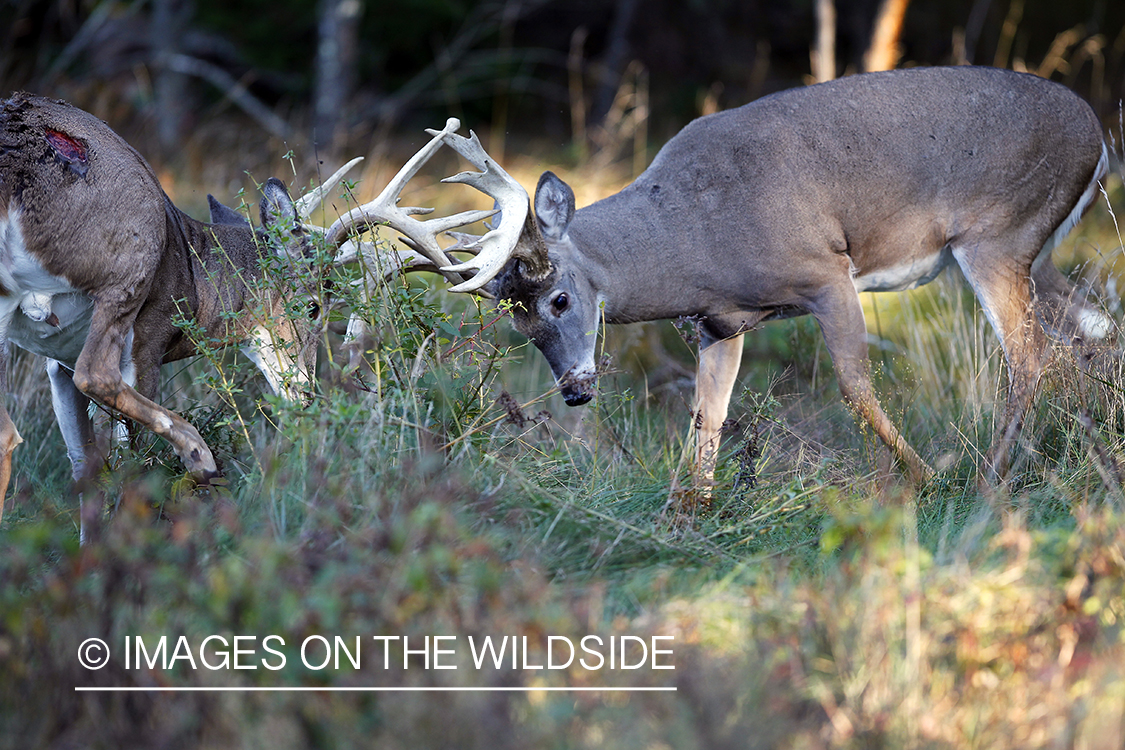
[75,686,677,693]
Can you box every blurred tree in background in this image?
[1,0,1122,163]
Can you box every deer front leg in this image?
[811,279,936,485]
[46,359,100,482]
[693,333,744,491]
[71,305,218,482]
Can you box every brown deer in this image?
[330,67,1113,495]
[0,92,347,525]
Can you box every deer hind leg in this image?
[1031,257,1114,348]
[693,333,744,492]
[72,303,218,483]
[811,278,935,485]
[1032,141,1112,349]
[47,360,100,482]
[954,245,1047,485]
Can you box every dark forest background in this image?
[3,0,1124,170]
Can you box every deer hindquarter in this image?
[0,92,221,521]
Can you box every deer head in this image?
[484,172,601,406]
[325,121,601,406]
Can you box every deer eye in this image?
[308,301,321,320]
[551,293,569,314]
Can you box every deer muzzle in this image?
[558,366,597,406]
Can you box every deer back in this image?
[1,93,170,301]
[581,66,1103,318]
[496,66,1106,404]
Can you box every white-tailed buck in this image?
[0,92,350,525]
[333,67,1113,494]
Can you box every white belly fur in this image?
[852,248,953,293]
[1,205,95,367]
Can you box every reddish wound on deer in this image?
[45,128,88,163]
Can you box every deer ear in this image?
[259,177,298,229]
[208,194,250,227]
[259,177,310,260]
[534,171,575,241]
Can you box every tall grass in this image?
[2,142,1125,748]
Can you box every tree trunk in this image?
[315,0,364,152]
[152,0,192,152]
[813,0,837,82]
[864,0,911,72]
[592,0,640,124]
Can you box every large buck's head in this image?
[486,172,600,406]
[323,120,601,406]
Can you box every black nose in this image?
[562,389,593,407]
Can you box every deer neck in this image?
[169,205,267,345]
[568,188,706,324]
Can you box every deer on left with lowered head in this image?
[0,92,350,530]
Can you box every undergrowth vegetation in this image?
[2,153,1125,748]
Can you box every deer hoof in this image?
[181,444,218,477]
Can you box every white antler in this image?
[326,118,500,289]
[296,156,365,222]
[324,119,548,368]
[432,129,549,292]
[326,118,548,294]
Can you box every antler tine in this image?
[325,118,507,289]
[442,230,487,255]
[296,156,365,223]
[432,129,550,294]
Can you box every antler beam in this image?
[430,129,548,292]
[326,118,500,290]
